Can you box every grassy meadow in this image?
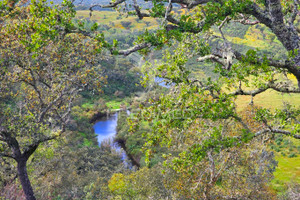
[76,10,159,30]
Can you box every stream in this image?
[93,111,130,165]
[93,77,167,144]
[93,112,119,144]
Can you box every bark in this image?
[4,131,37,200]
[254,0,300,87]
[243,0,300,88]
[17,158,36,200]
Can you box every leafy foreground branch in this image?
[90,0,300,88]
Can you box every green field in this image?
[76,10,159,30]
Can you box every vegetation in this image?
[1,0,300,199]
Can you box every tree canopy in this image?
[0,1,104,199]
[1,0,300,199]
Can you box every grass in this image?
[236,89,300,111]
[106,98,129,110]
[81,102,94,109]
[271,153,300,192]
[76,10,159,30]
[81,95,129,110]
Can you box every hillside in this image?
[76,9,300,193]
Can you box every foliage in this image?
[29,132,122,199]
[2,0,300,199]
[0,0,105,199]
[102,0,300,196]
[108,166,172,199]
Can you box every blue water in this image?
[155,77,172,88]
[93,111,130,165]
[93,112,118,144]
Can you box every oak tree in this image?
[0,0,104,199]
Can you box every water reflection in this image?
[93,111,130,166]
[93,112,118,144]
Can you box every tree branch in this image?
[245,2,272,28]
[233,14,260,25]
[160,0,210,9]
[230,81,300,97]
[255,128,300,139]
[289,0,299,25]
[90,0,126,10]
[117,43,152,56]
[22,133,61,160]
[197,54,227,66]
[269,0,285,25]
[233,51,289,69]
[133,0,150,19]
[0,152,15,159]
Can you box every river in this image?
[93,112,119,144]
[93,77,167,144]
[93,111,131,165]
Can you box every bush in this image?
[120,21,132,29]
[288,153,297,158]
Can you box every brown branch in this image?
[38,86,71,123]
[233,116,300,140]
[117,43,151,56]
[234,51,300,86]
[67,28,92,37]
[166,15,180,25]
[269,83,300,93]
[269,0,285,24]
[255,128,300,139]
[22,133,61,160]
[0,152,14,159]
[289,0,299,25]
[197,54,227,66]
[231,80,300,95]
[159,0,210,9]
[102,0,126,8]
[61,88,81,123]
[233,51,289,69]
[133,0,150,19]
[232,14,260,25]
[245,2,272,28]
[90,0,126,10]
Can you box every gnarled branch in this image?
[255,128,300,139]
[117,42,152,56]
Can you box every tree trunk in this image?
[17,158,36,200]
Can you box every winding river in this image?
[93,78,167,144]
[93,111,130,165]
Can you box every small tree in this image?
[121,21,132,29]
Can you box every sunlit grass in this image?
[106,99,128,110]
[81,102,94,109]
[271,151,300,192]
[236,89,300,111]
[76,10,159,30]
